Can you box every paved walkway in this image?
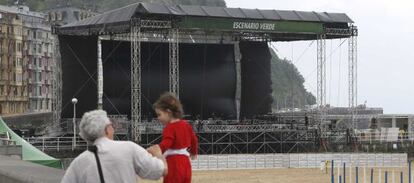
[0,155,64,183]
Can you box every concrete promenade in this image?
[0,155,64,183]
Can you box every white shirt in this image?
[61,137,165,183]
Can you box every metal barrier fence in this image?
[24,137,87,151]
[191,153,407,170]
[0,138,16,146]
[354,131,414,143]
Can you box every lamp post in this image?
[71,98,78,150]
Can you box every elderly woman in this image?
[61,110,167,183]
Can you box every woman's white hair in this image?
[79,110,111,143]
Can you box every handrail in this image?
[24,137,88,151]
[0,138,16,145]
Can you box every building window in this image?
[49,12,53,21]
[16,58,22,67]
[36,72,40,82]
[17,42,21,52]
[74,11,80,20]
[57,12,62,21]
[38,31,43,39]
[62,11,67,20]
[16,73,22,83]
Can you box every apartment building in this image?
[44,6,95,26]
[0,5,54,115]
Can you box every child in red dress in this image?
[148,92,198,183]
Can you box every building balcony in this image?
[35,66,43,71]
[29,95,41,99]
[45,65,53,71]
[13,96,29,102]
[46,93,53,98]
[0,96,7,101]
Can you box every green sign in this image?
[178,17,323,34]
[233,21,276,31]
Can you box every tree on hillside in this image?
[269,48,316,110]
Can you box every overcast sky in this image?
[226,0,414,114]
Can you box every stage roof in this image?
[57,2,355,40]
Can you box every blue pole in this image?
[385,171,388,183]
[409,160,412,183]
[356,166,359,183]
[402,171,404,183]
[331,160,335,183]
[339,175,342,183]
[371,168,374,183]
[343,162,346,183]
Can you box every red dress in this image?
[159,120,198,183]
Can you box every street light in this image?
[71,98,78,150]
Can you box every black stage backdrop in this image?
[240,41,273,118]
[60,35,98,119]
[60,37,271,119]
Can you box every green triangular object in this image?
[0,117,62,169]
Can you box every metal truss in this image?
[169,28,179,96]
[234,42,241,121]
[51,36,62,132]
[97,37,103,109]
[197,130,316,154]
[137,122,305,134]
[202,125,291,133]
[317,34,327,123]
[140,19,171,29]
[130,19,142,142]
[101,19,175,140]
[348,25,358,128]
[138,127,317,154]
[101,31,235,44]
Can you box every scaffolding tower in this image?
[317,34,327,124]
[348,25,358,128]
[129,19,175,142]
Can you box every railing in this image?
[0,138,16,146]
[24,137,87,151]
[58,117,130,135]
[56,117,317,134]
[136,123,302,134]
[191,153,407,170]
[354,131,414,143]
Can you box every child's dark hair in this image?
[153,92,184,119]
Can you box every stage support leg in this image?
[130,19,142,142]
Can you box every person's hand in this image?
[147,145,162,158]
[147,145,168,176]
[190,154,197,160]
